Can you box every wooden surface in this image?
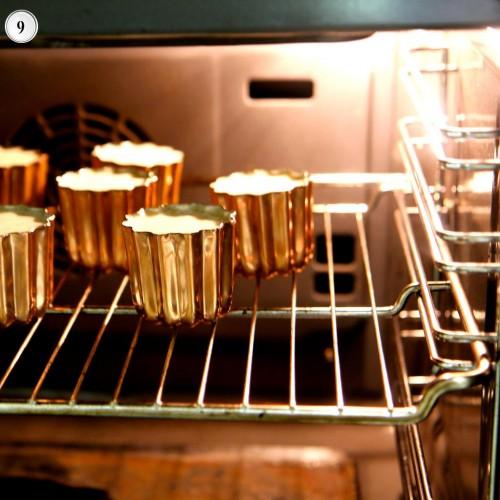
[0,444,357,499]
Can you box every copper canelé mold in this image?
[0,147,49,206]
[57,167,158,270]
[0,205,56,327]
[210,169,314,279]
[91,141,184,205]
[123,203,236,326]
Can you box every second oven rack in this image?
[400,35,500,271]
[0,174,490,423]
[399,34,500,345]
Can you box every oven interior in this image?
[0,29,498,499]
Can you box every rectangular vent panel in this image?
[249,79,314,99]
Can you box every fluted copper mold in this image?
[123,204,236,326]
[57,167,158,270]
[91,141,184,206]
[210,169,314,279]
[0,146,48,206]
[0,205,55,327]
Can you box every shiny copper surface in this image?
[91,148,183,205]
[210,170,314,278]
[123,204,236,326]
[0,205,55,327]
[0,152,48,206]
[57,168,158,270]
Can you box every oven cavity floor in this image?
[0,418,401,500]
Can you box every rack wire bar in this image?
[408,375,437,387]
[0,174,490,425]
[324,212,344,411]
[392,318,433,500]
[356,212,394,410]
[156,329,177,405]
[70,275,129,403]
[0,398,486,425]
[0,318,42,391]
[197,321,217,407]
[289,272,297,408]
[30,277,95,402]
[47,286,444,319]
[397,207,475,365]
[400,122,500,276]
[242,278,260,407]
[400,150,496,346]
[0,266,74,391]
[395,192,495,346]
[111,316,142,404]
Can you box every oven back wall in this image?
[0,37,404,482]
[0,34,399,328]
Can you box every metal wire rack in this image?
[400,36,500,343]
[400,117,500,273]
[400,39,500,255]
[0,174,490,423]
[399,33,500,499]
[401,38,500,141]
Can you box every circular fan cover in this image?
[9,102,150,270]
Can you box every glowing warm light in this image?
[405,29,448,50]
[93,141,184,167]
[486,27,500,38]
[211,170,306,196]
[57,167,153,191]
[481,28,500,66]
[0,146,39,167]
[466,171,495,193]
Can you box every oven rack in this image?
[400,38,500,260]
[400,117,500,264]
[400,119,498,343]
[400,36,500,497]
[402,40,500,141]
[399,37,500,343]
[0,174,490,423]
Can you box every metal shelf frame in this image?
[400,34,500,499]
[400,117,500,254]
[400,39,500,262]
[0,174,490,425]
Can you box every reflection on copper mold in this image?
[0,205,55,327]
[57,167,158,270]
[123,203,236,326]
[0,147,48,206]
[210,169,314,279]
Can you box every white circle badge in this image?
[5,10,38,43]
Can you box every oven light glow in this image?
[485,27,500,51]
[466,171,494,193]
